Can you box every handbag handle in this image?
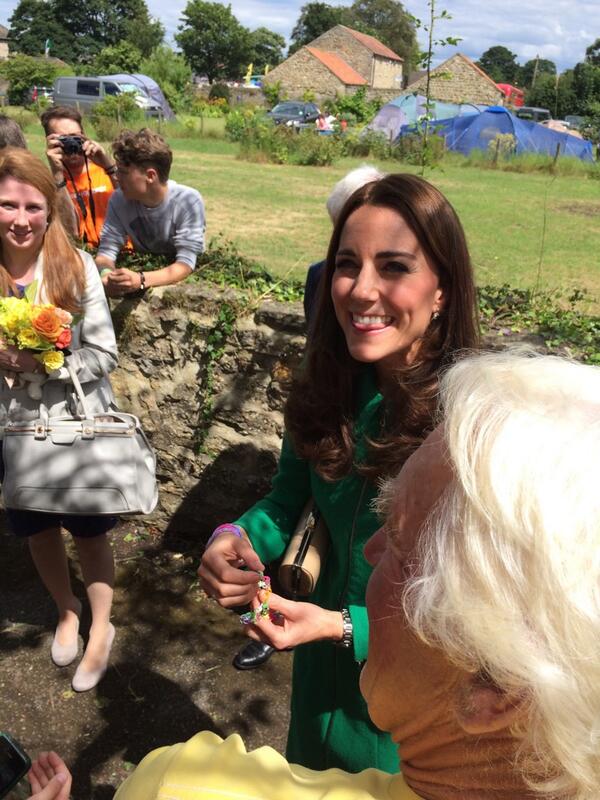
[35,358,94,427]
[65,359,94,419]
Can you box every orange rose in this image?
[31,307,63,343]
[55,328,72,350]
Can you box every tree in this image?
[140,45,192,94]
[249,27,285,73]
[521,57,556,89]
[288,2,346,54]
[347,0,418,69]
[525,71,577,118]
[8,0,163,63]
[93,42,143,74]
[8,0,73,57]
[0,53,73,103]
[140,45,192,110]
[176,1,252,83]
[477,45,520,84]
[572,61,600,112]
[585,37,600,66]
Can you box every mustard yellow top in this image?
[115,732,419,800]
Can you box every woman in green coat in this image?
[199,173,479,774]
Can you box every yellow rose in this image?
[40,350,64,372]
[17,328,45,349]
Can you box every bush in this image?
[229,110,342,166]
[294,131,341,166]
[263,80,285,107]
[0,54,73,105]
[209,83,231,103]
[225,107,265,142]
[327,87,383,124]
[191,97,229,117]
[392,132,446,166]
[90,94,145,141]
[341,128,392,159]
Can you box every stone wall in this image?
[311,26,372,83]
[263,48,347,99]
[109,284,306,543]
[372,55,403,90]
[407,54,503,106]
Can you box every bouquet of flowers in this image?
[0,283,74,398]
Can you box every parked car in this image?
[516,106,552,123]
[53,76,162,116]
[565,114,584,131]
[267,101,321,127]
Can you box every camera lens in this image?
[58,135,84,155]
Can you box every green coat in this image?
[236,369,399,774]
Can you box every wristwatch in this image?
[335,608,353,648]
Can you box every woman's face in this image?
[331,204,444,379]
[0,176,48,260]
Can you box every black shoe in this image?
[233,641,275,670]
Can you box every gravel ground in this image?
[0,519,292,799]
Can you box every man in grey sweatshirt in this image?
[96,128,205,296]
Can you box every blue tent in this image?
[100,74,175,120]
[404,106,594,162]
[367,93,484,142]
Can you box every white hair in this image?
[404,349,600,799]
[326,164,385,223]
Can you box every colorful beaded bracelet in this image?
[205,523,243,550]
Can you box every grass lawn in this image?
[24,129,600,311]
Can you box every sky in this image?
[0,0,597,73]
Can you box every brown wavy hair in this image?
[285,173,480,481]
[0,148,85,312]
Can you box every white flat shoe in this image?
[51,605,81,667]
[72,623,115,692]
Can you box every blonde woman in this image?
[0,149,118,692]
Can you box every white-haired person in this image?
[24,350,600,798]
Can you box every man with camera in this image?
[41,106,119,248]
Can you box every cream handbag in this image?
[279,501,329,598]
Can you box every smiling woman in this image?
[0,149,119,694]
[199,173,480,775]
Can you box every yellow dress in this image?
[115,732,419,800]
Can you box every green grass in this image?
[22,126,600,311]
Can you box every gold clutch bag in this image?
[279,501,329,598]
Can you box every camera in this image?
[58,134,84,156]
[0,733,31,799]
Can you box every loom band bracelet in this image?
[205,523,244,549]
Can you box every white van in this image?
[53,77,162,115]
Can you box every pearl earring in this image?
[431,310,440,321]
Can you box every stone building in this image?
[263,24,403,100]
[406,53,503,106]
[0,25,9,60]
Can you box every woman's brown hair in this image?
[285,173,480,481]
[0,148,85,312]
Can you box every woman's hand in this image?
[0,345,41,373]
[198,533,265,607]
[246,593,344,649]
[27,751,72,800]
